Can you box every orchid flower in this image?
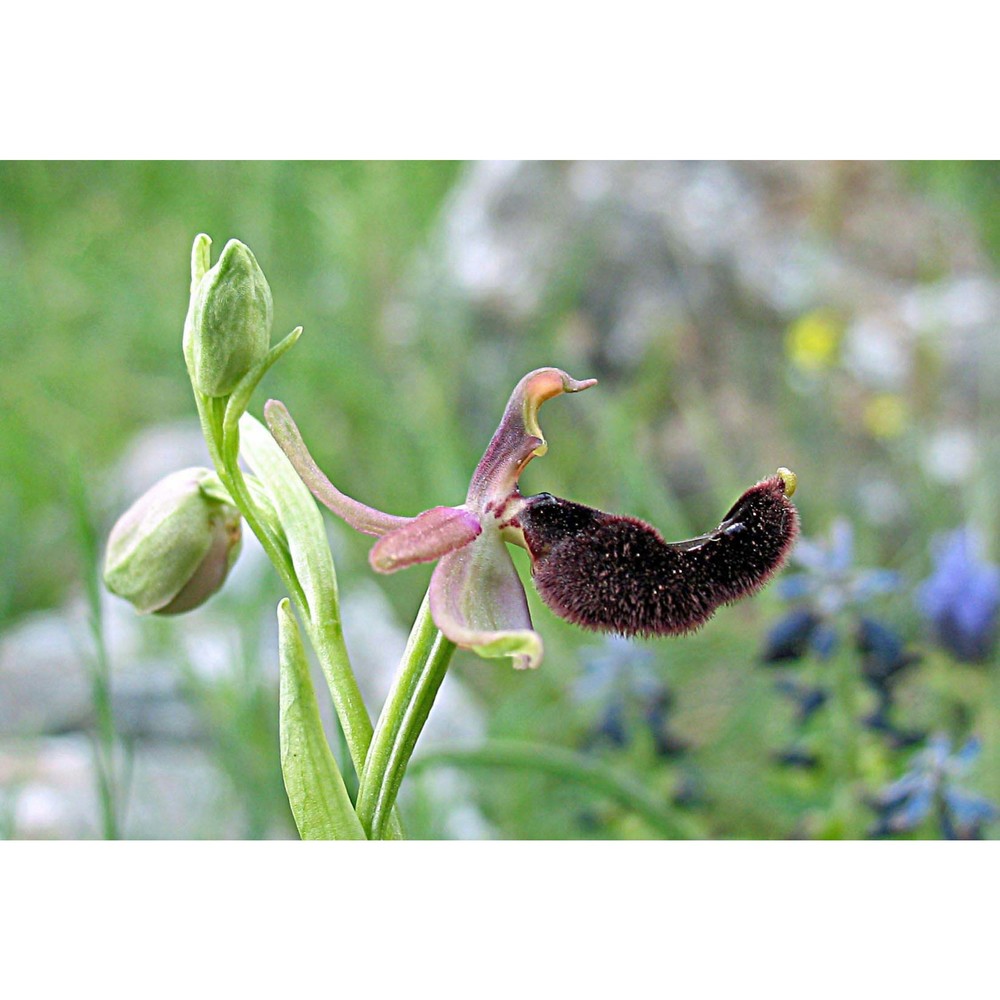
[265,367,799,671]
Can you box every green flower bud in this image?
[185,237,272,397]
[103,468,242,615]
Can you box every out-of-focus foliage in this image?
[2,160,999,839]
[0,161,461,619]
[905,161,1000,266]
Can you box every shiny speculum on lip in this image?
[517,473,799,638]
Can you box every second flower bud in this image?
[103,467,242,615]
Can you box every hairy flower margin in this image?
[266,368,800,670]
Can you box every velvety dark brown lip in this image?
[516,474,799,638]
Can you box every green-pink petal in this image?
[429,530,543,670]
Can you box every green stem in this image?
[306,615,383,782]
[826,641,863,835]
[195,389,407,837]
[410,740,698,839]
[215,398,299,594]
[191,384,228,482]
[71,466,121,839]
[356,593,456,838]
[225,409,379,768]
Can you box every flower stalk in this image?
[356,593,457,838]
[179,235,400,837]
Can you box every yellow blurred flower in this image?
[864,393,907,439]
[785,309,841,372]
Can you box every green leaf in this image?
[239,411,339,624]
[243,411,404,839]
[278,599,366,840]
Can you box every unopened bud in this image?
[186,238,272,397]
[103,468,242,615]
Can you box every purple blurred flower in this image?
[916,529,1000,663]
[761,608,826,662]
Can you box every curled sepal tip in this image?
[517,471,799,638]
[467,368,597,507]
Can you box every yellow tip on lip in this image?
[777,467,797,497]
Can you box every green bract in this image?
[103,467,242,615]
[185,237,273,397]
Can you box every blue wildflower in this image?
[862,692,925,750]
[779,518,901,615]
[575,636,687,758]
[856,617,920,691]
[916,528,1000,663]
[761,608,823,663]
[852,616,925,745]
[774,677,827,725]
[644,689,689,758]
[574,635,659,703]
[761,518,923,753]
[762,519,900,665]
[773,747,820,769]
[868,734,998,839]
[771,677,826,769]
[586,696,628,748]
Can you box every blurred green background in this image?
[2,160,999,839]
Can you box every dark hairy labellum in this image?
[517,473,799,637]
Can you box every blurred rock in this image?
[434,162,991,360]
[0,610,92,736]
[0,734,259,838]
[394,161,1000,510]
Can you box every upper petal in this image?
[466,368,597,509]
[265,399,411,537]
[369,506,482,573]
[429,529,543,670]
